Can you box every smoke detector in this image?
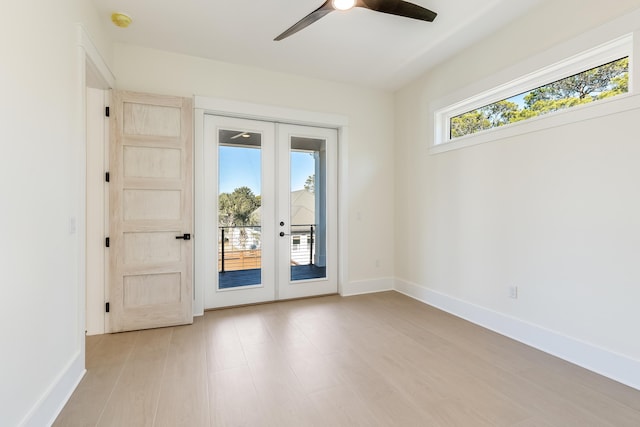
[111,12,132,28]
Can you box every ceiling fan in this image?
[274,0,437,41]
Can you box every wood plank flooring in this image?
[54,292,640,426]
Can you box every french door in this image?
[202,115,337,308]
[276,123,338,300]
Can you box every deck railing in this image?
[289,224,315,266]
[219,224,316,272]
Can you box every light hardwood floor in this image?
[54,292,640,426]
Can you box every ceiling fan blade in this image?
[230,132,247,139]
[274,0,335,41]
[358,0,437,22]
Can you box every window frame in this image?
[432,33,635,153]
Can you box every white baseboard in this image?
[341,277,394,297]
[19,351,86,427]
[395,278,640,391]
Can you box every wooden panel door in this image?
[109,90,193,332]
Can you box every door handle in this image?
[279,232,290,237]
[176,233,191,240]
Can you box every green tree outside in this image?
[218,186,261,227]
[304,175,315,193]
[450,57,629,139]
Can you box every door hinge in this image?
[105,171,110,182]
[105,302,110,313]
[105,106,110,117]
[105,237,110,248]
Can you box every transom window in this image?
[450,57,628,139]
[434,34,633,149]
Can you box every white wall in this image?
[0,1,111,426]
[395,0,640,388]
[10,0,640,423]
[113,44,397,293]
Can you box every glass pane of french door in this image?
[289,137,327,281]
[218,129,262,289]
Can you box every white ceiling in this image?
[93,0,542,90]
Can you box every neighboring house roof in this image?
[289,189,315,226]
[251,189,315,226]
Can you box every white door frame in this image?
[77,26,115,342]
[85,87,109,335]
[194,97,349,314]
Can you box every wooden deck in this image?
[218,249,316,272]
[219,265,326,289]
[218,249,261,272]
